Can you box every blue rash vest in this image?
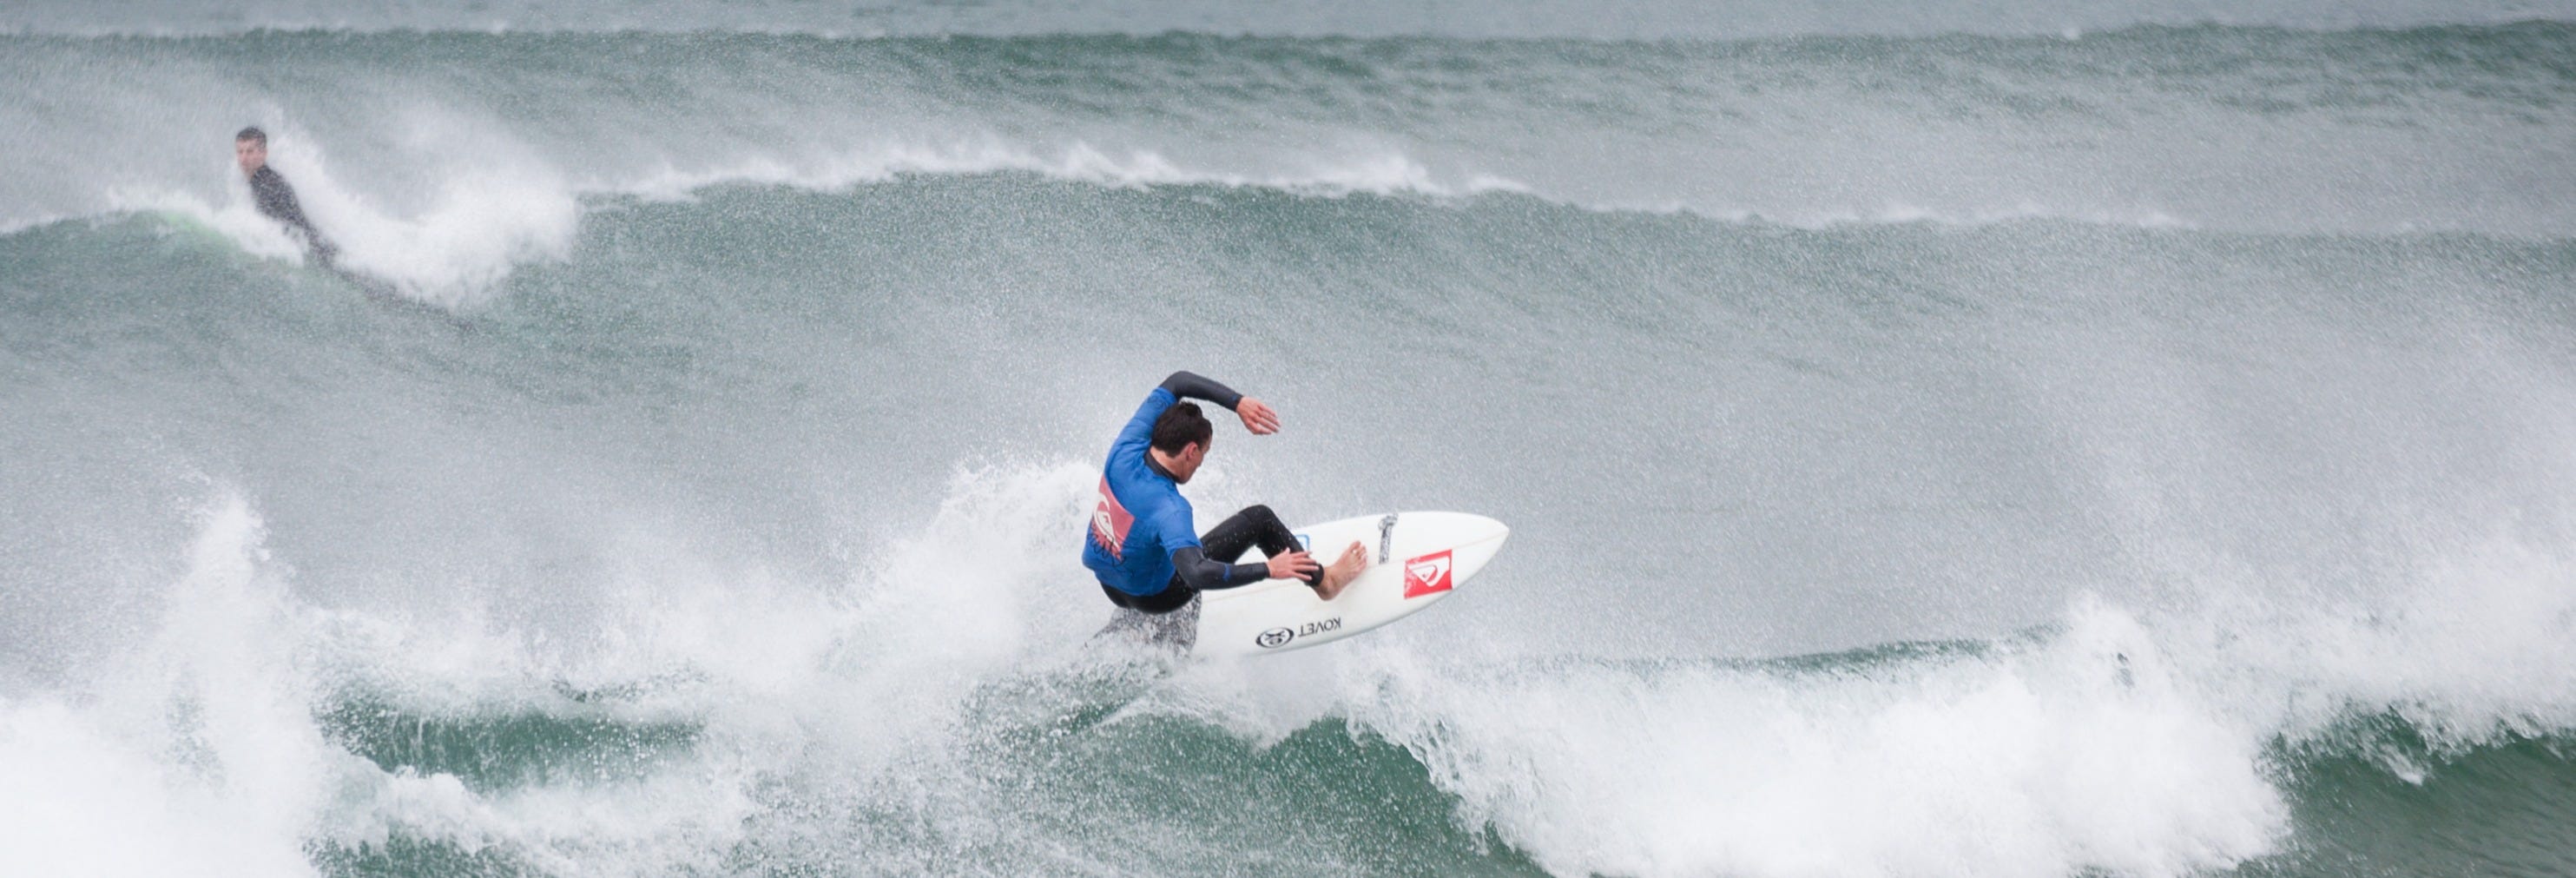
[1084,373,1268,597]
[1084,387,1202,596]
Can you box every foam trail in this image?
[616,137,1502,202]
[2169,535,2576,745]
[0,495,327,876]
[1313,543,2576,878]
[267,126,576,307]
[1302,604,2274,878]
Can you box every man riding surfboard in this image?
[1084,372,1368,625]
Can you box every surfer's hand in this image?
[1236,397,1280,435]
[1267,550,1320,581]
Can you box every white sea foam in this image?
[1314,607,2278,878]
[614,137,1519,202]
[0,698,322,877]
[2164,534,2576,746]
[0,465,1115,873]
[0,496,332,877]
[107,126,580,308]
[9,462,2575,876]
[1308,545,2576,878]
[1075,510,2576,878]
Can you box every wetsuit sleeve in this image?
[1157,372,1245,411]
[252,168,334,258]
[1169,545,1271,591]
[251,169,313,231]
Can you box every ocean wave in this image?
[6,14,2576,864]
[7,0,2573,39]
[609,140,1528,202]
[38,149,2237,309]
[1316,533,2576,877]
[7,23,2572,292]
[4,451,2575,876]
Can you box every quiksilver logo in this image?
[1403,549,1454,598]
[1090,477,1133,558]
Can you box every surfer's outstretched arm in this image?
[1159,371,1279,434]
[1158,371,1240,407]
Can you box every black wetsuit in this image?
[1101,502,1312,615]
[248,165,336,267]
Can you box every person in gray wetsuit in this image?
[234,127,338,269]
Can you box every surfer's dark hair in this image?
[1150,402,1214,453]
[235,127,267,144]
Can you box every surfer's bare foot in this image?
[1314,541,1368,600]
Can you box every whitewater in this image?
[5,2,2576,876]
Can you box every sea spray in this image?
[5,14,2575,878]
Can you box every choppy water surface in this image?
[5,4,2576,876]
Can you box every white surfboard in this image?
[1187,511,1509,657]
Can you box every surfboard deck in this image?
[1178,511,1506,657]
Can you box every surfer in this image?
[1085,372,1370,617]
[234,127,339,269]
[233,128,414,302]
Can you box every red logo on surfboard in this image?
[1402,550,1453,598]
[1090,477,1133,558]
